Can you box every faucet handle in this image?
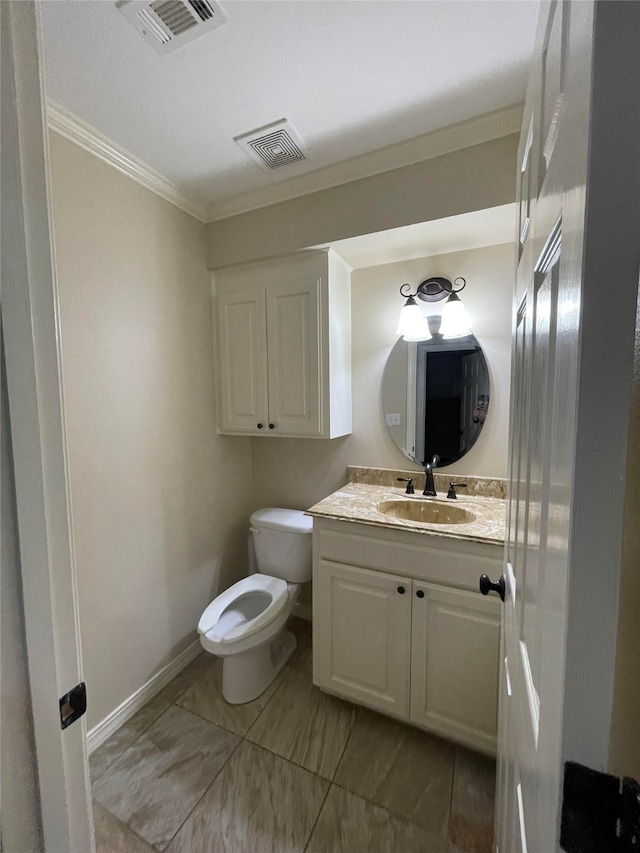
[447,482,468,500]
[396,477,415,495]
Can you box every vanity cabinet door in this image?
[217,288,268,433]
[314,560,411,718]
[410,582,501,755]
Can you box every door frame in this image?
[1,2,94,849]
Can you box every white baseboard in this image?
[87,639,202,754]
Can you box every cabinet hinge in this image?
[59,681,87,730]
[561,761,640,853]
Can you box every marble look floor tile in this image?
[449,748,496,853]
[246,668,356,779]
[176,656,285,736]
[89,652,211,783]
[158,651,212,703]
[93,802,156,853]
[334,707,455,836]
[305,785,449,853]
[166,741,328,853]
[93,704,239,850]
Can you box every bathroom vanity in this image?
[308,472,505,756]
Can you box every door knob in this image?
[479,573,506,602]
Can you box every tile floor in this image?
[90,619,496,853]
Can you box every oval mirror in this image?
[382,332,490,467]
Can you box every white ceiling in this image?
[324,203,516,269]
[39,1,539,218]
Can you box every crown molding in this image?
[46,100,207,223]
[46,99,522,226]
[205,103,523,222]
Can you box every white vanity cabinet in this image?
[312,517,502,755]
[214,250,351,438]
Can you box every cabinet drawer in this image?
[315,519,503,592]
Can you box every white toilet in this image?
[197,508,313,704]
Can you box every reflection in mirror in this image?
[382,329,490,467]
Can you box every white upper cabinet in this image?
[214,250,351,438]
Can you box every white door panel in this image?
[496,2,640,850]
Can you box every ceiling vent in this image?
[234,119,309,171]
[116,0,228,55]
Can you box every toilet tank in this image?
[250,508,313,583]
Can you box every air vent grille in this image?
[136,7,171,43]
[117,0,228,54]
[151,0,197,35]
[234,119,309,171]
[189,0,215,21]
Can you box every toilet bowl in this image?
[197,508,312,704]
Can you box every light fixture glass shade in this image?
[439,293,471,339]
[395,297,431,341]
[403,319,432,341]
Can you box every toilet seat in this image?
[198,574,288,646]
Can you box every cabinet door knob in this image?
[479,573,506,602]
[397,585,405,594]
[416,589,425,599]
[257,423,264,429]
[268,423,275,429]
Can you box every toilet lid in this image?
[198,574,289,645]
[250,507,313,534]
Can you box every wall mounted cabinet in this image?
[214,250,351,438]
[313,517,501,755]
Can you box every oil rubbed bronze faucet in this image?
[423,454,440,496]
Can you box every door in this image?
[266,276,322,436]
[217,288,269,433]
[496,2,640,851]
[411,582,500,755]
[1,2,94,850]
[460,351,489,453]
[314,561,411,716]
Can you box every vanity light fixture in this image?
[396,276,471,340]
[395,294,431,341]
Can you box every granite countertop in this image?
[307,482,506,545]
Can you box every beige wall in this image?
[49,133,253,729]
[207,135,519,269]
[252,242,513,513]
